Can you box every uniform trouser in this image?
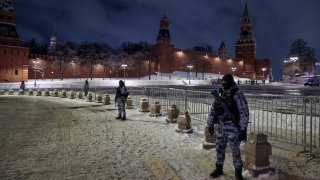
[215,121,243,169]
[117,99,126,116]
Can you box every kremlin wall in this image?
[0,0,270,82]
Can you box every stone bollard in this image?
[138,97,149,112]
[18,89,24,95]
[69,91,75,99]
[60,90,67,98]
[44,89,50,96]
[0,89,5,95]
[8,89,14,95]
[77,91,83,99]
[28,89,34,96]
[149,101,161,117]
[175,110,193,133]
[243,133,274,177]
[86,92,93,102]
[202,124,216,150]
[126,96,133,109]
[53,89,59,97]
[166,104,180,123]
[96,93,103,103]
[103,94,110,105]
[36,89,42,96]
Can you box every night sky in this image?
[13,0,320,79]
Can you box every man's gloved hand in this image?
[239,128,247,141]
[208,126,214,136]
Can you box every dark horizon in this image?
[12,0,320,80]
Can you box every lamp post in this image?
[261,68,266,79]
[261,67,266,84]
[187,65,193,85]
[121,64,127,81]
[32,58,40,87]
[231,67,237,76]
[109,70,112,80]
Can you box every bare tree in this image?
[285,39,317,76]
[78,43,104,80]
[51,41,78,80]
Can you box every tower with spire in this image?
[235,0,256,78]
[155,15,175,74]
[156,15,171,44]
[218,41,228,59]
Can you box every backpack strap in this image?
[221,88,240,128]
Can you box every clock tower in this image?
[235,0,256,78]
[0,0,29,82]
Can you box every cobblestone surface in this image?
[0,96,319,180]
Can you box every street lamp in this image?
[261,68,266,79]
[231,67,237,76]
[187,65,193,85]
[261,67,266,84]
[32,58,40,87]
[109,70,112,80]
[121,64,127,80]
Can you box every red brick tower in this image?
[155,15,175,74]
[0,0,29,82]
[235,0,256,78]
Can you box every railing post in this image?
[303,98,307,152]
[309,98,313,156]
[184,90,187,111]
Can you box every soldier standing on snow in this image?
[20,81,25,93]
[207,74,249,180]
[84,80,89,96]
[115,80,129,120]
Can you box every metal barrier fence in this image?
[0,84,319,157]
[127,87,320,157]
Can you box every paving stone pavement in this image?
[0,95,319,180]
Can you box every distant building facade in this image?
[0,0,29,82]
[155,2,270,79]
[0,1,270,82]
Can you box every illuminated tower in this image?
[0,0,23,46]
[156,15,171,44]
[218,41,227,59]
[48,32,57,54]
[235,0,256,78]
[0,0,29,82]
[155,15,175,74]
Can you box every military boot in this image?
[235,168,243,180]
[115,113,121,119]
[210,164,223,178]
[121,114,126,120]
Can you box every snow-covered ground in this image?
[0,95,319,180]
[0,71,256,90]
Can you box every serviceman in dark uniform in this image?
[207,74,249,180]
[115,80,128,120]
[84,80,89,96]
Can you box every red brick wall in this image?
[27,54,152,80]
[0,45,29,82]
